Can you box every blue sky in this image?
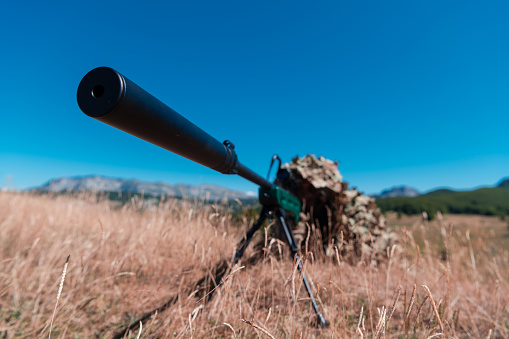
[1,1,508,194]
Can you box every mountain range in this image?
[374,186,421,199]
[374,177,509,198]
[31,175,254,201]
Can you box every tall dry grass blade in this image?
[335,244,341,267]
[405,284,416,321]
[135,321,142,339]
[466,230,480,293]
[223,323,236,338]
[335,235,343,291]
[241,319,275,339]
[403,284,416,339]
[188,313,193,338]
[386,285,401,328]
[265,307,272,324]
[374,306,386,339]
[145,310,158,336]
[414,294,429,329]
[356,306,364,338]
[422,285,444,333]
[48,255,69,339]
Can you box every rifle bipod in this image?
[206,204,329,327]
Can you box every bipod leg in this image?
[233,206,270,264]
[276,208,330,327]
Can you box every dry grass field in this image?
[1,191,508,338]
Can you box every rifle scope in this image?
[77,67,271,189]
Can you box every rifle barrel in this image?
[77,67,271,189]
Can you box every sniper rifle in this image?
[77,67,329,329]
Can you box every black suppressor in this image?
[77,67,271,189]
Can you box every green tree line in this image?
[376,187,509,219]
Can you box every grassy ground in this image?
[1,192,508,338]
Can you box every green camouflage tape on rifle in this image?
[259,186,301,222]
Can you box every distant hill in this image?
[424,188,456,196]
[376,178,509,218]
[498,178,509,188]
[30,175,254,201]
[375,186,420,199]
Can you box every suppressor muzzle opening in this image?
[91,85,105,98]
[77,67,125,118]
